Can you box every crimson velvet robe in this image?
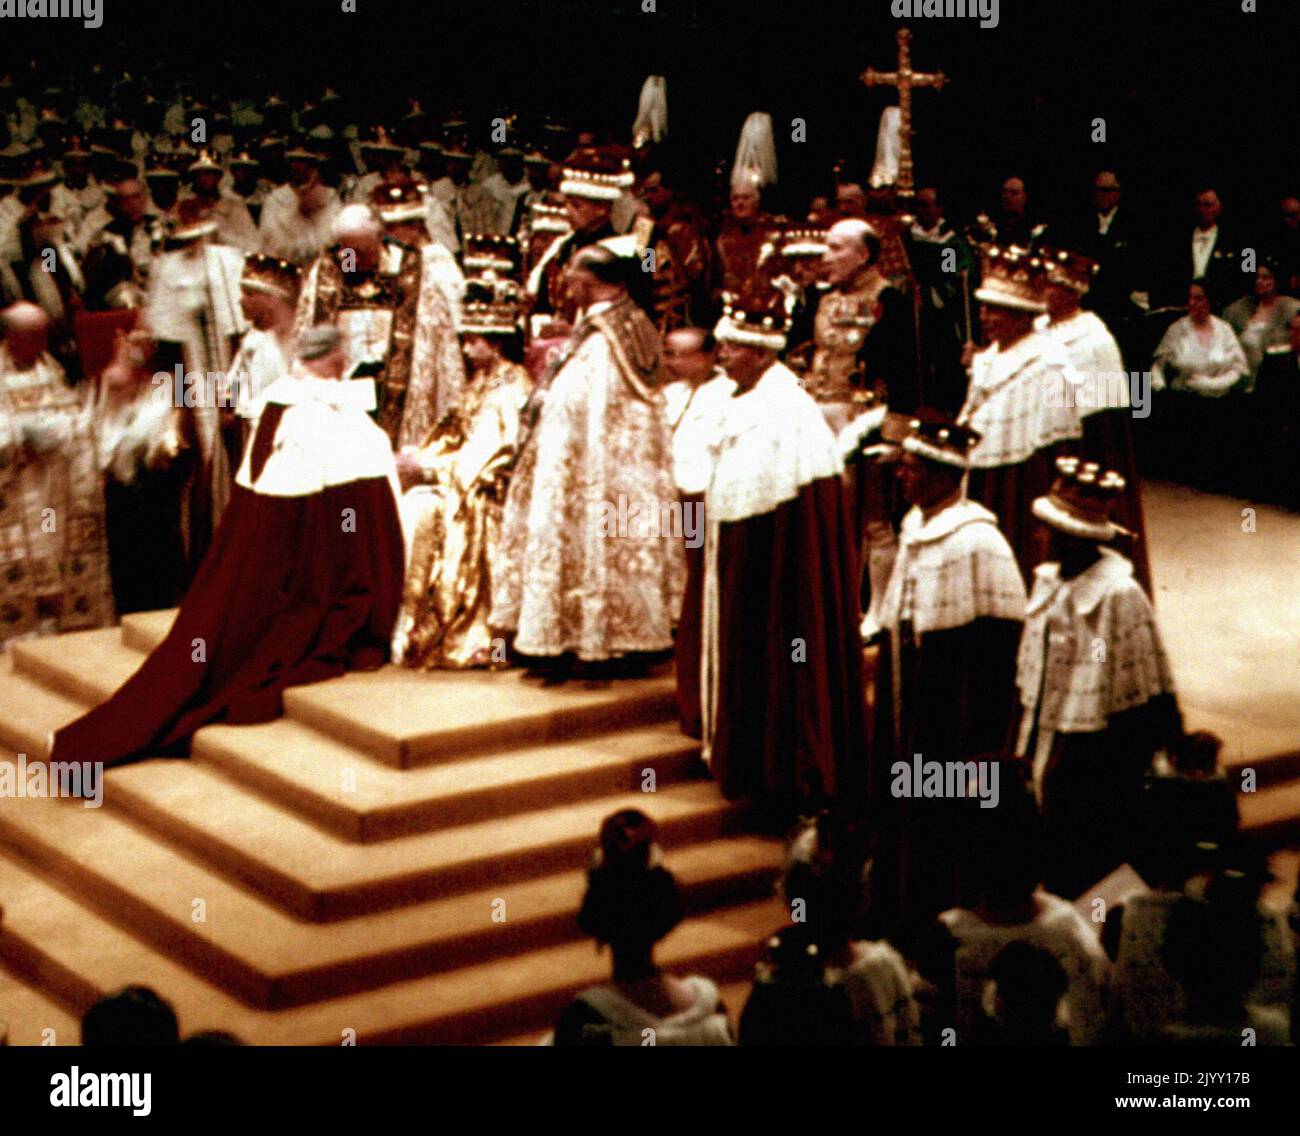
[51,374,404,768]
[702,361,868,809]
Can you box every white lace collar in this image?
[1026,546,1133,618]
[258,373,378,413]
[899,496,998,545]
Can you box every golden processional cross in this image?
[860,27,948,199]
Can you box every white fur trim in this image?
[973,285,1046,314]
[837,403,888,458]
[235,376,399,501]
[960,333,1084,467]
[878,499,1027,635]
[1017,548,1176,782]
[559,179,622,201]
[1030,495,1119,542]
[706,361,843,523]
[902,435,970,468]
[713,315,787,352]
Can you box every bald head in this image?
[663,326,717,386]
[2,302,51,369]
[334,204,383,243]
[823,219,878,287]
[334,204,384,268]
[827,218,874,248]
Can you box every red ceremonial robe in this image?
[51,374,404,769]
[702,362,868,810]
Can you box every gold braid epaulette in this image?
[591,297,662,402]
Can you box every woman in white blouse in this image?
[1149,282,1250,487]
[1151,282,1249,397]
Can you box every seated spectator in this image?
[738,924,856,1046]
[81,985,180,1046]
[1136,729,1239,882]
[550,810,733,1046]
[1150,281,1249,487]
[1156,885,1290,1046]
[971,941,1071,1047]
[1109,848,1295,1043]
[1268,194,1300,298]
[920,770,1109,1046]
[1223,260,1299,387]
[743,812,920,1046]
[1152,282,1249,398]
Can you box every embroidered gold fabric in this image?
[490,299,685,660]
[396,360,533,669]
[0,350,114,645]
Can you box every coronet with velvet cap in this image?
[463,232,521,277]
[559,145,635,202]
[164,218,218,247]
[902,417,982,469]
[284,142,324,163]
[974,245,1048,313]
[459,287,524,337]
[145,157,180,181]
[241,254,301,301]
[374,183,426,225]
[779,226,830,259]
[1040,245,1100,295]
[1032,455,1130,542]
[714,285,790,352]
[62,135,92,161]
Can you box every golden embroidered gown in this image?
[0,346,114,645]
[393,358,532,668]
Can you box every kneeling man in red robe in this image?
[51,324,405,769]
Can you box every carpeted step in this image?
[9,628,141,706]
[0,791,775,1007]
[1239,780,1300,847]
[192,717,704,841]
[100,762,744,918]
[11,622,680,769]
[0,844,783,1042]
[282,667,678,768]
[0,960,81,1046]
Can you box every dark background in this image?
[4,0,1298,229]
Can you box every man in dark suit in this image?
[1154,187,1246,311]
[1070,170,1144,360]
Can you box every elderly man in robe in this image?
[0,301,113,646]
[296,203,465,448]
[50,324,405,773]
[701,284,867,818]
